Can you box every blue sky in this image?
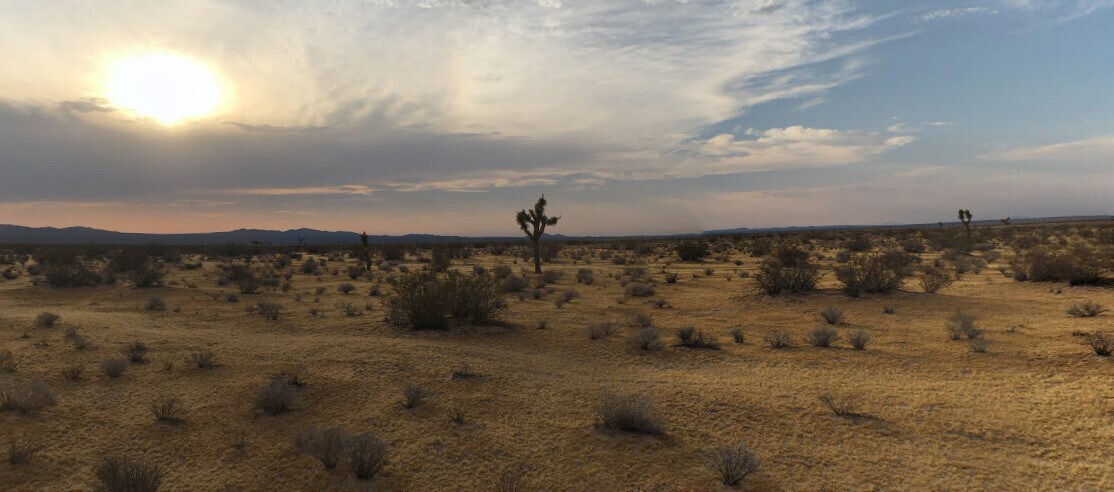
[0,0,1110,235]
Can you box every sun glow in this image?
[105,52,223,125]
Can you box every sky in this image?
[0,0,1111,236]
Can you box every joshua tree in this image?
[360,232,371,271]
[1000,217,1011,226]
[958,209,973,244]
[516,195,560,274]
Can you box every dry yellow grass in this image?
[1,247,1112,490]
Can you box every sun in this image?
[105,52,223,125]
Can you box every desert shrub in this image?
[124,341,148,363]
[1067,301,1108,318]
[388,270,506,329]
[188,351,217,369]
[588,321,620,340]
[754,246,822,294]
[0,380,56,414]
[129,261,166,288]
[664,272,678,284]
[575,268,595,285]
[253,379,295,415]
[624,282,656,297]
[257,301,282,320]
[595,392,663,435]
[94,455,163,492]
[62,365,83,380]
[845,235,871,252]
[819,393,860,418]
[968,338,990,353]
[652,298,669,308]
[807,326,840,347]
[145,296,166,311]
[299,258,320,275]
[492,265,513,279]
[836,253,909,297]
[705,442,760,486]
[676,327,721,349]
[628,312,654,329]
[36,311,60,327]
[349,432,389,479]
[848,329,871,350]
[901,238,926,254]
[449,404,467,424]
[402,384,430,409]
[676,240,709,261]
[953,255,987,275]
[945,310,982,340]
[101,358,128,378]
[541,270,561,284]
[229,264,260,294]
[495,463,530,492]
[293,426,350,469]
[7,432,47,464]
[819,306,843,325]
[43,261,104,287]
[920,265,954,293]
[763,330,792,349]
[1084,332,1111,356]
[151,397,185,423]
[729,327,745,344]
[0,350,16,373]
[337,283,355,295]
[1007,246,1106,285]
[628,327,663,351]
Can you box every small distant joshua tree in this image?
[360,232,371,271]
[1000,217,1011,226]
[516,195,560,274]
[958,209,973,243]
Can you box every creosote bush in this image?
[595,392,663,435]
[836,252,911,297]
[807,326,840,347]
[753,246,822,295]
[763,330,792,349]
[189,351,218,369]
[101,358,128,378]
[729,327,745,344]
[349,432,389,479]
[919,265,954,294]
[588,321,620,340]
[125,341,148,363]
[293,426,350,469]
[94,455,163,492]
[676,327,721,349]
[145,296,166,311]
[36,312,60,328]
[387,270,506,330]
[257,301,282,320]
[705,442,761,486]
[628,327,663,351]
[253,379,295,415]
[624,282,656,297]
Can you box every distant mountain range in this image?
[0,215,1109,246]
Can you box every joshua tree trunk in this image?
[516,195,560,274]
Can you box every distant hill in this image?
[0,215,1109,246]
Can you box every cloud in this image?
[919,7,995,22]
[983,135,1114,162]
[687,126,916,175]
[214,185,377,196]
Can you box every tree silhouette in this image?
[516,195,560,274]
[958,209,973,244]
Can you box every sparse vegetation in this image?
[1067,301,1108,318]
[807,326,840,347]
[705,441,761,486]
[94,455,163,492]
[101,358,128,378]
[253,379,295,415]
[0,380,56,414]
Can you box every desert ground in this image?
[1,223,1112,491]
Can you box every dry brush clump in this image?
[7,432,48,465]
[151,397,186,423]
[587,321,620,340]
[36,311,60,328]
[386,270,506,330]
[1083,332,1112,356]
[1006,245,1106,285]
[628,326,663,351]
[819,393,862,418]
[763,329,792,349]
[753,245,822,295]
[705,442,761,486]
[1067,301,1108,318]
[94,455,164,492]
[819,306,843,325]
[919,265,954,293]
[101,358,128,378]
[595,391,664,435]
[1,380,56,414]
[836,251,914,297]
[807,326,840,348]
[676,327,721,349]
[848,329,871,350]
[945,310,983,341]
[253,379,295,415]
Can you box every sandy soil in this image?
[1,246,1112,491]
